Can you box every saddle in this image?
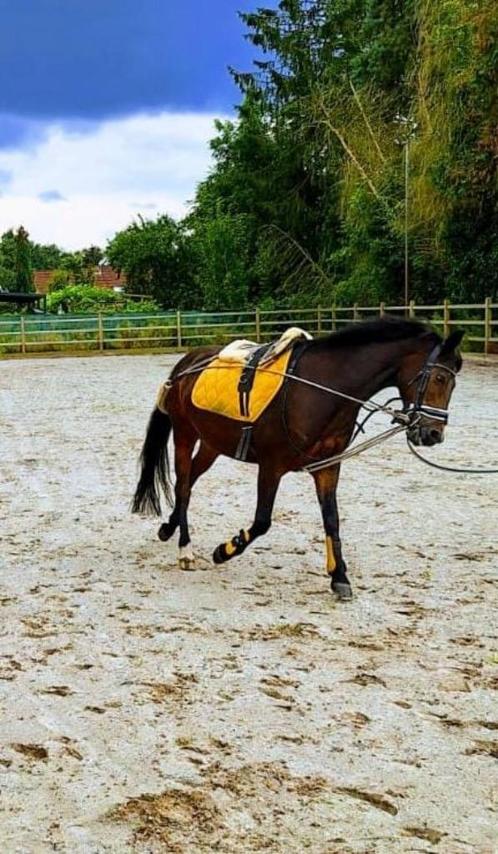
[217,326,311,365]
[191,327,311,461]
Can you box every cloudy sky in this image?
[0,0,272,249]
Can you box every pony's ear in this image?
[440,329,464,356]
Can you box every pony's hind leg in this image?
[158,442,218,544]
[213,464,281,564]
[173,431,196,570]
[158,507,179,542]
[313,466,352,600]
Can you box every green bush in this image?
[46,285,160,315]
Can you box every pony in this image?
[132,318,463,599]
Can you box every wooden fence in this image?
[0,299,497,356]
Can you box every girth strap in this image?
[235,340,305,462]
[237,343,272,417]
[235,425,253,462]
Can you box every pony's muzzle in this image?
[408,422,445,446]
[421,425,445,446]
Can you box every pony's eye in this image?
[436,373,445,384]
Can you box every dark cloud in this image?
[0,0,273,120]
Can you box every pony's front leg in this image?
[313,466,352,600]
[213,464,281,564]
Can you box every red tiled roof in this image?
[94,265,127,289]
[33,270,55,294]
[33,266,127,294]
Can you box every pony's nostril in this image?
[429,428,442,443]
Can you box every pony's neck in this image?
[296,334,432,449]
[349,336,429,401]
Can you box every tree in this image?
[106,215,197,307]
[191,211,256,309]
[31,242,66,270]
[0,265,15,291]
[14,227,34,293]
[188,0,497,306]
[81,246,103,267]
[188,89,335,308]
[410,0,498,301]
[0,230,17,284]
[228,1,414,304]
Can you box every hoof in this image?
[178,545,195,571]
[213,531,248,565]
[332,581,353,601]
[213,545,226,565]
[158,523,174,542]
[179,557,196,572]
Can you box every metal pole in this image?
[395,114,417,315]
[404,139,409,313]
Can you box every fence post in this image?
[317,305,322,335]
[484,296,491,355]
[176,310,182,349]
[332,304,337,332]
[353,303,359,322]
[443,299,450,338]
[20,315,26,354]
[255,307,261,343]
[379,301,385,318]
[97,313,104,351]
[409,299,416,319]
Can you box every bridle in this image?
[403,341,458,427]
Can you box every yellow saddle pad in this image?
[192,349,292,422]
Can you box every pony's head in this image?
[398,329,464,446]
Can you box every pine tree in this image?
[15,227,34,293]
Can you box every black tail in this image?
[132,408,173,516]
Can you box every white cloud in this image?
[0,111,228,250]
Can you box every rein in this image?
[303,424,408,472]
[406,438,498,474]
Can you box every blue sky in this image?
[0,0,273,248]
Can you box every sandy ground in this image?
[0,352,497,854]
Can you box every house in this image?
[94,265,128,291]
[33,265,127,294]
[33,271,55,294]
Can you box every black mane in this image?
[309,316,439,349]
